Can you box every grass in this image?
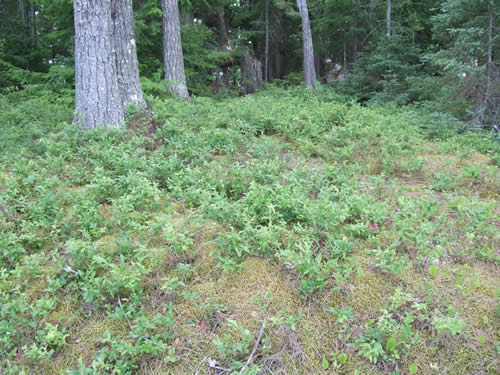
[0,85,498,374]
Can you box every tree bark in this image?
[297,0,316,88]
[161,0,189,99]
[264,0,269,82]
[18,0,25,28]
[274,48,282,79]
[29,0,35,47]
[486,4,493,102]
[213,7,232,89]
[74,0,124,129]
[181,10,194,26]
[215,8,229,47]
[241,53,263,95]
[386,0,391,37]
[343,33,347,70]
[483,4,498,128]
[112,0,147,110]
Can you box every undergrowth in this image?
[0,86,498,374]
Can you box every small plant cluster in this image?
[328,289,469,370]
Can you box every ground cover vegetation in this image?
[1,0,499,373]
[0,84,499,374]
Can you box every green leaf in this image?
[478,335,485,345]
[338,352,347,364]
[322,359,329,369]
[357,266,364,278]
[409,363,418,374]
[386,336,396,352]
[429,263,437,277]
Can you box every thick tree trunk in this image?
[161,0,189,99]
[297,0,316,88]
[112,0,147,110]
[386,0,391,37]
[74,0,124,129]
[215,8,229,47]
[241,53,263,95]
[214,7,232,89]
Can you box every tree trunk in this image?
[215,8,228,44]
[241,53,263,95]
[181,10,194,26]
[214,7,232,89]
[161,0,189,99]
[274,48,282,79]
[486,4,493,102]
[29,0,35,47]
[264,0,269,82]
[314,53,320,78]
[343,33,347,70]
[18,0,25,28]
[112,0,147,110]
[74,0,124,129]
[297,0,316,88]
[386,0,391,37]
[484,4,498,129]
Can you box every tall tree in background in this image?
[161,0,189,99]
[112,0,147,109]
[265,0,269,82]
[297,0,316,87]
[386,0,392,37]
[74,0,146,129]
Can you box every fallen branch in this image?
[206,358,232,373]
[240,319,267,374]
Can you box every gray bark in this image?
[18,0,25,27]
[215,8,229,47]
[242,53,263,95]
[181,10,194,25]
[486,4,493,100]
[484,4,498,128]
[297,0,316,88]
[161,0,189,99]
[29,0,35,46]
[112,0,147,110]
[265,0,269,82]
[214,7,232,89]
[386,0,391,37]
[74,0,124,129]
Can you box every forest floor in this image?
[0,86,499,375]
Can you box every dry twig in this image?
[239,318,267,374]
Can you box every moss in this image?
[347,254,397,320]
